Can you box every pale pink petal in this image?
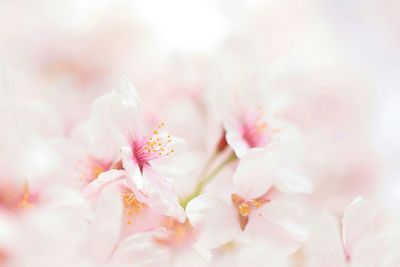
[122,205,163,235]
[186,193,238,249]
[305,212,346,267]
[86,188,123,263]
[141,166,185,222]
[274,165,313,194]
[89,78,142,146]
[150,136,195,177]
[111,230,169,267]
[246,201,308,253]
[39,186,91,216]
[82,169,127,199]
[233,147,278,199]
[342,197,377,258]
[225,129,252,159]
[120,146,145,192]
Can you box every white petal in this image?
[89,78,142,146]
[82,169,126,198]
[111,230,169,266]
[226,130,251,159]
[305,212,346,267]
[274,165,313,194]
[342,197,377,256]
[186,193,238,249]
[87,188,123,262]
[141,166,185,222]
[120,146,145,191]
[246,201,308,253]
[150,136,195,177]
[233,147,278,199]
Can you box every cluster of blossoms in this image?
[1,1,400,265]
[1,74,399,267]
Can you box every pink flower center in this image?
[132,123,175,172]
[242,121,269,148]
[239,108,272,148]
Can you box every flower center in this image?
[0,181,36,211]
[132,123,174,172]
[77,157,111,183]
[242,121,269,148]
[231,193,269,231]
[122,192,144,225]
[154,218,195,248]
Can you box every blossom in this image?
[79,78,194,221]
[218,87,313,194]
[186,147,308,252]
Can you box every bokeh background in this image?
[1,0,400,224]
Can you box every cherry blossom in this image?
[186,147,308,252]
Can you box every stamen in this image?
[231,193,270,231]
[123,193,143,225]
[133,122,175,172]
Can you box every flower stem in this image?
[180,152,237,208]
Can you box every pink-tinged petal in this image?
[351,234,395,267]
[120,146,145,192]
[274,165,313,194]
[246,201,308,253]
[82,169,127,199]
[186,193,238,249]
[225,129,252,159]
[122,205,163,235]
[150,136,195,177]
[342,197,377,258]
[86,188,123,263]
[141,167,185,222]
[233,147,278,199]
[111,230,169,267]
[305,212,346,267]
[89,78,142,145]
[39,186,90,215]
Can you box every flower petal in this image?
[82,169,126,199]
[246,201,308,253]
[86,188,123,263]
[305,212,346,267]
[150,135,195,177]
[186,193,238,249]
[141,166,185,222]
[342,197,377,257]
[274,165,313,194]
[111,230,169,266]
[89,78,142,147]
[120,146,145,192]
[233,147,278,199]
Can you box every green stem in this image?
[180,152,236,208]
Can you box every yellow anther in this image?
[238,203,250,217]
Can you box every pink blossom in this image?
[186,147,308,252]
